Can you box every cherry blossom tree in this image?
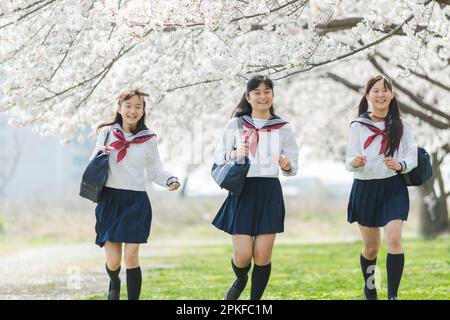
[0,0,448,236]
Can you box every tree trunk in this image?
[180,176,189,199]
[419,152,449,238]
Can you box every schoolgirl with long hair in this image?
[212,75,299,300]
[345,76,418,300]
[90,89,180,300]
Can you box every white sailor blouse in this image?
[89,123,178,191]
[214,115,299,178]
[345,116,418,180]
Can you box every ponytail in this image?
[231,93,252,118]
[358,96,369,116]
[386,96,403,156]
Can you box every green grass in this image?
[87,237,449,300]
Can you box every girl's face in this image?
[118,95,144,129]
[246,82,274,114]
[366,79,394,113]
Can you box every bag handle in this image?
[102,126,112,146]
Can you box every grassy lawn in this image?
[87,237,449,300]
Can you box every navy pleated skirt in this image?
[347,174,409,227]
[95,187,152,247]
[212,177,285,236]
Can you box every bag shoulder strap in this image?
[103,126,112,146]
[232,117,246,148]
[236,116,244,135]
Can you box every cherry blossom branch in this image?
[368,56,450,123]
[272,12,416,80]
[0,0,57,30]
[375,52,450,93]
[324,71,450,130]
[38,43,137,104]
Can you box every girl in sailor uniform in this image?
[345,76,417,300]
[90,89,180,300]
[212,75,299,300]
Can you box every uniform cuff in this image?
[166,177,179,186]
[282,167,293,174]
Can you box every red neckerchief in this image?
[241,115,288,158]
[364,126,388,155]
[108,126,155,162]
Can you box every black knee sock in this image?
[126,267,142,300]
[231,259,251,291]
[105,263,121,290]
[360,254,377,299]
[250,263,272,300]
[386,253,404,299]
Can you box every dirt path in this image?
[0,241,184,300]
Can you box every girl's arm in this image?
[345,123,364,172]
[397,121,418,174]
[213,118,238,165]
[281,125,299,176]
[146,138,179,187]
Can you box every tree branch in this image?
[38,43,137,104]
[324,72,450,130]
[433,0,450,7]
[132,0,307,35]
[231,0,307,23]
[316,18,432,36]
[369,56,450,123]
[0,0,47,17]
[0,0,56,30]
[316,17,363,32]
[271,12,416,80]
[375,52,450,93]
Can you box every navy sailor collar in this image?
[111,123,156,140]
[241,115,289,130]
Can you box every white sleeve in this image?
[88,127,108,162]
[213,118,239,165]
[345,123,364,172]
[146,137,178,187]
[281,125,299,177]
[398,121,418,174]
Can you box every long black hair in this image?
[97,89,149,135]
[231,75,277,118]
[358,75,403,156]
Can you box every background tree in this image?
[0,0,448,236]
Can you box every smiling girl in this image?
[212,75,299,300]
[90,89,180,300]
[345,76,418,300]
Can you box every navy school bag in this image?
[350,117,433,186]
[211,117,250,196]
[402,147,433,186]
[79,128,111,203]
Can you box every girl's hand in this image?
[351,155,367,168]
[98,146,114,153]
[230,142,249,159]
[384,157,401,171]
[279,155,291,171]
[168,182,180,191]
[238,141,250,157]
